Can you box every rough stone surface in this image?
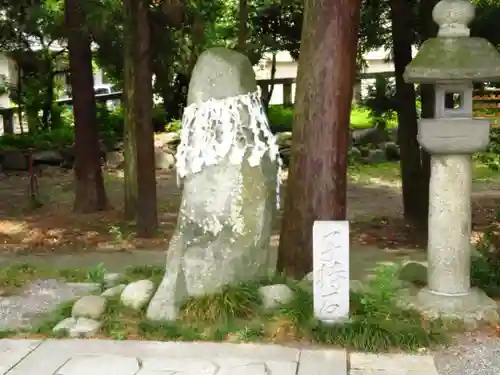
[155,149,176,170]
[365,149,386,164]
[0,339,41,374]
[101,284,126,298]
[404,37,500,83]
[312,221,350,324]
[105,151,124,169]
[418,119,490,154]
[55,354,140,375]
[147,47,278,321]
[53,317,102,337]
[350,352,439,375]
[259,284,294,310]
[0,279,99,330]
[2,339,444,375]
[103,273,123,287]
[72,295,107,319]
[428,155,472,295]
[399,262,428,285]
[434,332,500,375]
[121,280,154,310]
[407,287,499,328]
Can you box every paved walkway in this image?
[1,339,437,375]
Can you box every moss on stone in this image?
[404,37,500,83]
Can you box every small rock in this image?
[2,150,27,170]
[303,272,313,282]
[352,128,388,146]
[276,131,292,146]
[72,295,107,319]
[399,262,428,286]
[365,149,386,164]
[259,284,294,310]
[53,317,101,338]
[71,318,102,337]
[52,317,76,335]
[387,127,398,143]
[101,284,126,298]
[121,280,155,310]
[32,150,64,166]
[104,273,123,287]
[155,132,180,147]
[106,151,124,169]
[349,147,363,162]
[155,149,176,170]
[383,142,400,161]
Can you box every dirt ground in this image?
[0,164,498,255]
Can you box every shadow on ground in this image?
[0,166,497,255]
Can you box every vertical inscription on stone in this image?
[312,220,349,324]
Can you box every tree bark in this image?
[237,0,248,53]
[412,0,438,231]
[123,0,158,237]
[390,0,427,231]
[65,0,108,213]
[277,0,361,278]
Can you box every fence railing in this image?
[473,90,500,126]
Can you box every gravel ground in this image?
[0,279,99,330]
[434,333,500,375]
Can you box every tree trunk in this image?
[123,42,138,219]
[237,0,248,53]
[390,0,427,231]
[277,0,361,278]
[413,0,438,230]
[65,0,108,213]
[123,0,158,237]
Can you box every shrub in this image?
[476,128,500,171]
[267,105,294,133]
[471,223,500,297]
[96,104,124,147]
[165,119,181,133]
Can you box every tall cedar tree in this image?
[277,0,362,277]
[65,0,108,213]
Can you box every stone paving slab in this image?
[1,339,440,375]
[3,339,302,375]
[350,352,439,375]
[0,340,42,374]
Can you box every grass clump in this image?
[471,226,500,297]
[180,281,262,324]
[268,265,448,352]
[4,262,449,352]
[0,263,88,295]
[123,265,165,285]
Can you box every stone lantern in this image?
[403,0,500,323]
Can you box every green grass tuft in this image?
[32,299,74,336]
[180,281,262,324]
[4,262,451,352]
[123,265,165,285]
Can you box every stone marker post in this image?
[147,47,282,321]
[312,221,350,324]
[403,0,500,323]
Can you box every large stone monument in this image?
[403,0,500,323]
[147,47,282,321]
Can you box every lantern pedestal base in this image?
[402,287,499,328]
